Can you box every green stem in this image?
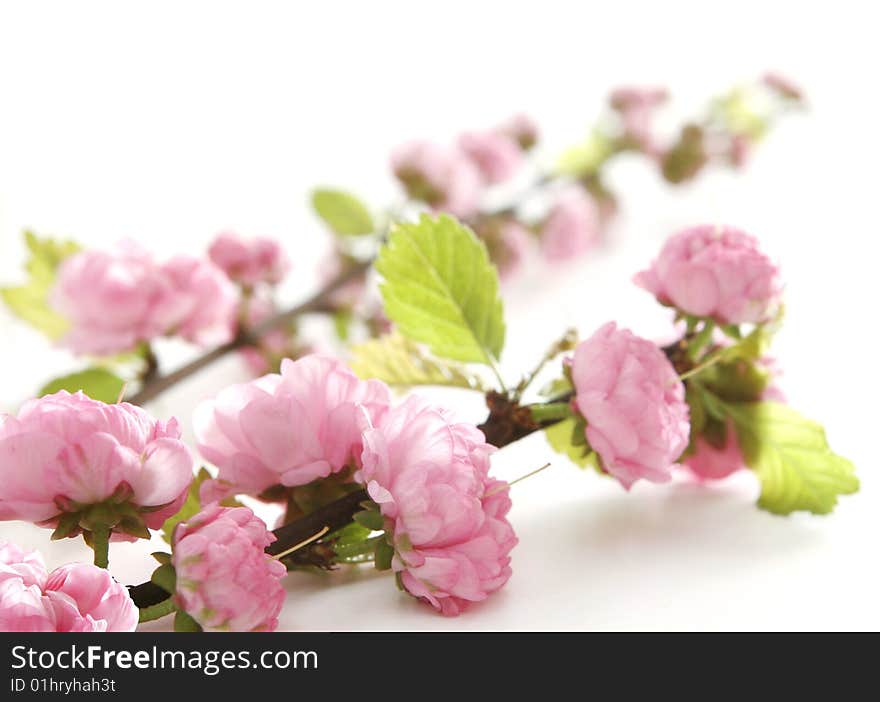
[91,527,110,569]
[528,401,572,422]
[514,328,577,401]
[488,359,509,395]
[679,351,726,382]
[687,320,716,360]
[138,598,176,624]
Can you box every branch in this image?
[126,260,372,406]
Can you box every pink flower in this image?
[540,188,600,261]
[763,72,803,102]
[44,563,139,631]
[391,141,483,218]
[208,232,290,287]
[634,225,783,325]
[458,131,523,184]
[497,113,539,150]
[159,256,239,346]
[237,292,290,376]
[0,542,137,632]
[0,391,194,538]
[171,505,286,632]
[571,322,690,489]
[194,354,391,497]
[684,421,744,480]
[51,245,174,355]
[358,396,516,616]
[610,86,668,154]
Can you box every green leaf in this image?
[311,188,375,236]
[557,129,616,177]
[353,509,384,531]
[39,368,126,403]
[350,333,486,390]
[160,468,217,544]
[374,539,394,571]
[725,401,859,515]
[150,563,177,594]
[173,610,203,632]
[544,416,599,471]
[376,214,506,364]
[1,231,80,339]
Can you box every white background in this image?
[1,1,878,630]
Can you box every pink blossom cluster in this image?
[0,541,137,631]
[0,390,194,538]
[171,505,286,632]
[610,86,668,156]
[53,244,239,355]
[208,232,290,287]
[391,114,537,220]
[359,396,516,615]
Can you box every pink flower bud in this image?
[634,225,783,325]
[609,86,668,155]
[359,396,516,616]
[171,505,286,631]
[0,542,137,631]
[458,130,523,184]
[571,322,690,489]
[0,391,194,537]
[540,187,600,261]
[194,354,391,496]
[391,141,483,219]
[208,232,290,287]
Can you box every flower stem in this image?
[528,401,572,422]
[91,527,110,569]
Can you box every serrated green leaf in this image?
[376,214,506,364]
[544,416,599,471]
[350,333,486,390]
[726,401,859,515]
[311,188,374,236]
[39,368,126,403]
[1,231,80,339]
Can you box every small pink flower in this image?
[495,221,533,280]
[52,245,173,355]
[208,232,290,287]
[610,86,668,155]
[359,396,516,616]
[172,505,286,632]
[497,113,539,150]
[571,322,690,489]
[391,141,483,219]
[0,542,137,632]
[194,354,391,497]
[0,391,193,538]
[763,72,803,101]
[237,293,290,376]
[634,224,783,325]
[684,421,745,480]
[159,256,239,346]
[540,188,600,261]
[458,130,523,184]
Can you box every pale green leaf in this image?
[1,231,80,339]
[350,333,486,390]
[726,401,859,515]
[311,188,374,236]
[544,416,600,472]
[376,214,505,364]
[39,368,125,404]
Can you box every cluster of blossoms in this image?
[0,541,136,631]
[392,115,601,278]
[51,232,291,363]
